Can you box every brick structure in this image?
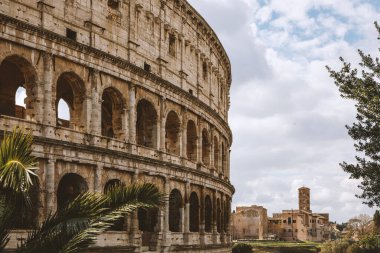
[268,187,331,242]
[232,206,268,240]
[0,0,233,252]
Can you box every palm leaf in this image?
[61,183,165,253]
[17,183,164,253]
[0,128,38,205]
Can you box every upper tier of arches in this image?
[0,53,231,178]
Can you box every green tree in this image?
[373,210,380,234]
[0,128,164,252]
[327,22,380,208]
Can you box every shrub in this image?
[232,243,253,253]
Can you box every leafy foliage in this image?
[373,210,380,234]
[327,22,380,208]
[232,243,252,253]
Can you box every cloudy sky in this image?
[188,0,380,223]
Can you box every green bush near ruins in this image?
[233,241,321,253]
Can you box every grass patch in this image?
[236,241,322,253]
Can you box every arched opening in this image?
[136,99,157,148]
[104,179,122,193]
[202,129,210,166]
[186,121,197,162]
[104,179,124,231]
[214,137,220,171]
[101,87,124,139]
[165,111,180,156]
[217,198,221,233]
[57,99,70,127]
[189,192,199,232]
[138,207,159,246]
[15,86,26,118]
[222,142,226,175]
[56,72,85,129]
[205,195,212,233]
[169,189,182,232]
[57,173,88,210]
[0,55,36,119]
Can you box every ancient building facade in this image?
[268,187,331,242]
[0,0,233,252]
[231,206,268,240]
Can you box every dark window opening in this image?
[66,28,77,41]
[57,173,88,210]
[203,62,208,80]
[168,34,176,57]
[136,99,158,148]
[205,195,212,232]
[144,62,151,72]
[108,0,119,9]
[186,120,197,162]
[169,189,182,232]
[165,111,180,156]
[189,192,199,232]
[189,89,193,95]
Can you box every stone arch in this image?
[202,129,210,166]
[216,198,221,233]
[104,179,122,193]
[214,136,220,171]
[205,195,212,232]
[56,72,86,129]
[186,120,197,162]
[101,87,125,139]
[169,189,183,232]
[136,99,158,148]
[165,111,180,156]
[57,173,89,210]
[0,55,37,119]
[189,191,199,232]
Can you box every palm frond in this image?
[18,183,164,253]
[60,183,165,253]
[17,192,106,253]
[0,197,13,251]
[0,128,38,204]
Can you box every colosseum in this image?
[0,0,233,252]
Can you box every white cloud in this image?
[188,0,379,222]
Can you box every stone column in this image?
[181,107,187,162]
[161,177,171,250]
[94,164,102,193]
[220,193,226,244]
[45,158,56,215]
[199,186,206,245]
[121,106,128,142]
[129,170,141,247]
[212,190,218,244]
[159,96,166,152]
[197,119,202,166]
[90,70,101,136]
[128,83,136,145]
[42,53,55,137]
[82,95,93,133]
[183,181,190,244]
[226,198,232,244]
[210,127,214,169]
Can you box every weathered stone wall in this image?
[0,0,233,252]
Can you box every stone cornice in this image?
[0,13,233,142]
[28,133,235,194]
